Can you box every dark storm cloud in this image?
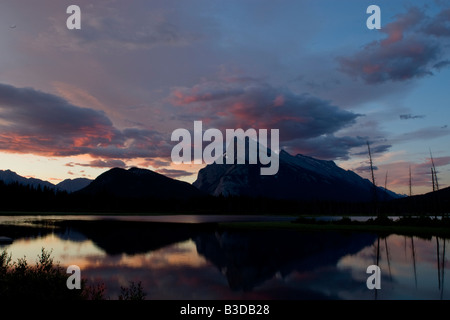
[0,83,116,136]
[0,83,170,159]
[338,7,450,84]
[170,79,363,160]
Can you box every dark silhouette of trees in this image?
[0,178,448,215]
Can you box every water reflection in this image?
[1,218,449,300]
[338,234,449,299]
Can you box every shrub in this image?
[0,248,86,300]
[0,248,147,300]
[119,281,146,300]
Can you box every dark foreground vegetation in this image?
[0,248,146,300]
[0,180,449,215]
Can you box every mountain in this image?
[77,167,203,200]
[0,170,91,193]
[0,169,55,189]
[56,178,93,193]
[193,149,400,202]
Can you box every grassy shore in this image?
[218,216,450,237]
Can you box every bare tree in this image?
[409,165,413,197]
[367,141,378,216]
[430,149,439,191]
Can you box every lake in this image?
[0,215,449,300]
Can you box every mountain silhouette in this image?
[0,169,55,190]
[77,167,203,200]
[0,169,92,193]
[194,149,400,202]
[56,178,92,193]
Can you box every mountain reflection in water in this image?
[0,218,449,299]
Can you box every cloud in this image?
[0,83,171,159]
[353,165,379,174]
[35,2,208,54]
[66,159,127,169]
[392,125,450,143]
[352,144,392,156]
[399,114,426,120]
[338,7,450,84]
[338,39,439,84]
[380,7,425,46]
[170,78,362,160]
[422,8,450,37]
[414,156,450,175]
[155,168,195,179]
[285,135,370,160]
[371,156,450,191]
[72,16,198,50]
[138,158,172,168]
[433,60,450,70]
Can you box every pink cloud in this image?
[169,78,364,160]
[0,83,171,159]
[338,6,450,84]
[381,7,425,46]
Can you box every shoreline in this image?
[1,212,449,237]
[218,217,450,237]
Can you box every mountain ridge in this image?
[0,169,92,193]
[76,167,203,200]
[0,151,406,203]
[193,149,402,202]
[0,169,55,190]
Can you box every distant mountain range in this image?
[0,169,92,193]
[2,148,448,213]
[194,149,402,202]
[2,147,404,203]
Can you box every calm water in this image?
[1,215,449,300]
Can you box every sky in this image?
[0,0,449,195]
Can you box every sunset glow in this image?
[1,1,449,195]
